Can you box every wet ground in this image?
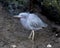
[0,4,60,48]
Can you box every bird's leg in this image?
[28,30,35,41]
[28,30,33,39]
[32,30,34,41]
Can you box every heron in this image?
[13,12,48,41]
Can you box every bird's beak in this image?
[13,15,22,18]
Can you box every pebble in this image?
[11,45,17,48]
[47,44,52,48]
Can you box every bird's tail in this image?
[42,22,48,27]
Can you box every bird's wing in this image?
[29,20,42,28]
[27,14,46,30]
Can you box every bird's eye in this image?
[21,15,24,16]
[21,15,26,18]
[21,15,25,16]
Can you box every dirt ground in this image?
[0,4,60,48]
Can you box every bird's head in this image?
[13,12,29,19]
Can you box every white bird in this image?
[13,12,48,41]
